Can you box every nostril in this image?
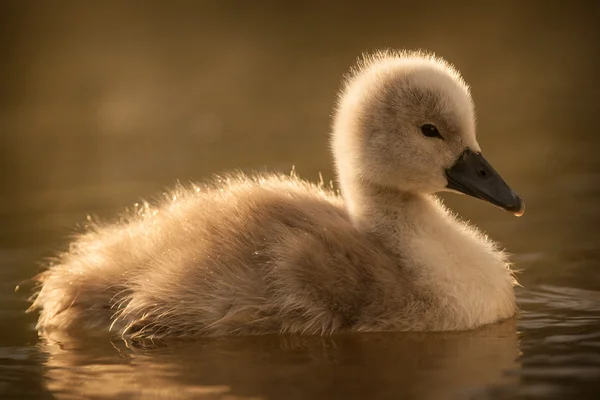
[478,169,487,178]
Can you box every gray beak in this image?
[445,149,525,216]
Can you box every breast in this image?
[402,207,517,330]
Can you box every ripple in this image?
[542,332,600,345]
[518,285,600,313]
[508,367,600,380]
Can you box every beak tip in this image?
[510,195,525,217]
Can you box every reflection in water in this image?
[40,320,519,400]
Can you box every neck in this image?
[340,176,517,330]
[342,179,432,251]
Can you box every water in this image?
[2,1,600,399]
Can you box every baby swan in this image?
[30,50,524,339]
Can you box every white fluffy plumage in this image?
[30,50,519,339]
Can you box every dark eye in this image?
[420,124,443,139]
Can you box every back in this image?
[32,174,409,338]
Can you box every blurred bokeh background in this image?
[2,0,599,250]
[3,0,600,330]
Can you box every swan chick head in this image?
[332,50,524,216]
